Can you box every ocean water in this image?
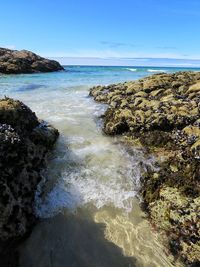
[0,66,193,267]
[1,65,200,96]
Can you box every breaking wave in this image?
[35,138,156,218]
[147,69,166,73]
[125,68,137,72]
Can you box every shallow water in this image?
[0,66,190,267]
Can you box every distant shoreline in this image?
[61,64,200,69]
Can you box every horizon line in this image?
[48,56,200,68]
[60,64,200,68]
[50,56,200,61]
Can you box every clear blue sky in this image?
[1,0,200,65]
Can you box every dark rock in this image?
[190,261,200,267]
[0,97,59,266]
[0,48,64,74]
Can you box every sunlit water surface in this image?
[0,66,191,267]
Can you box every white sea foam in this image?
[126,68,137,72]
[148,69,166,73]
[35,138,156,218]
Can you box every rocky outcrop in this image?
[90,72,200,266]
[0,97,59,266]
[0,48,64,74]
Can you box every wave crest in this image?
[125,68,137,72]
[147,69,166,73]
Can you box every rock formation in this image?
[0,48,64,74]
[0,97,59,266]
[90,72,200,266]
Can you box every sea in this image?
[0,66,195,267]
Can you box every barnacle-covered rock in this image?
[90,71,200,266]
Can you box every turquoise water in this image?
[0,65,200,95]
[0,66,189,267]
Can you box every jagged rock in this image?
[0,48,64,74]
[90,72,200,136]
[0,97,59,266]
[90,71,200,266]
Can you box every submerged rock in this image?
[0,47,64,74]
[90,71,200,266]
[0,97,59,266]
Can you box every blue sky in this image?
[1,0,200,66]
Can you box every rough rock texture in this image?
[90,72,200,266]
[0,48,64,74]
[0,97,59,266]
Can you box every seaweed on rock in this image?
[90,71,200,266]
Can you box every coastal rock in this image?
[90,71,200,266]
[90,72,200,135]
[0,48,64,74]
[0,97,59,266]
